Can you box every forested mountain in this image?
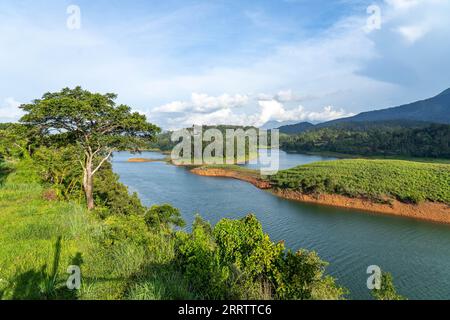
[261,120,299,129]
[323,88,450,126]
[280,123,450,158]
[277,88,450,135]
[278,122,315,134]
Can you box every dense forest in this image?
[280,123,450,158]
[0,87,404,300]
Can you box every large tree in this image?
[20,87,160,210]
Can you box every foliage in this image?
[0,159,192,300]
[175,214,346,300]
[103,215,150,247]
[0,123,39,160]
[32,145,146,217]
[19,86,160,210]
[372,273,405,300]
[273,249,346,300]
[280,123,450,159]
[94,162,147,217]
[271,159,450,204]
[33,146,83,200]
[144,204,186,230]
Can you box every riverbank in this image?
[188,163,450,225]
[191,166,271,189]
[128,157,167,163]
[273,189,450,224]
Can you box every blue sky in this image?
[1,0,449,129]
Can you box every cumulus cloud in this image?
[257,89,313,103]
[163,95,352,129]
[0,97,23,122]
[257,100,352,127]
[1,0,449,129]
[384,0,449,44]
[153,93,249,113]
[386,0,420,10]
[396,25,429,44]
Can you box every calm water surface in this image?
[112,151,450,300]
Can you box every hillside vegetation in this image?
[280,124,450,159]
[270,159,450,205]
[0,160,190,299]
[0,159,351,300]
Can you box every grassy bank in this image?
[270,159,450,205]
[0,160,193,300]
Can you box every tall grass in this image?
[0,160,194,300]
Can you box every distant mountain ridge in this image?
[277,122,314,134]
[324,88,450,126]
[276,88,450,134]
[261,120,299,130]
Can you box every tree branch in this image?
[91,149,114,176]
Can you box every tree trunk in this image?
[85,173,95,211]
[82,149,112,211]
[83,157,95,211]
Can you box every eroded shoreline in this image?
[190,167,450,224]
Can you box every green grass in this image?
[196,164,260,174]
[0,160,194,300]
[270,159,450,204]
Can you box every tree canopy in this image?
[19,87,160,210]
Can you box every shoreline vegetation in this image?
[166,160,450,224]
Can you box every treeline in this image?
[150,125,263,162]
[280,124,450,158]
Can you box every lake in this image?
[112,150,450,300]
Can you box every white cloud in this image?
[153,93,249,113]
[386,0,420,10]
[257,89,311,103]
[1,0,450,129]
[0,97,23,122]
[257,100,352,126]
[164,97,352,129]
[396,25,429,44]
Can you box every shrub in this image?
[144,204,186,230]
[103,215,150,247]
[94,163,147,217]
[175,214,346,300]
[372,272,405,300]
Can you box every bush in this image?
[175,214,346,300]
[103,215,150,247]
[274,250,346,300]
[94,163,147,217]
[372,273,405,300]
[144,204,186,230]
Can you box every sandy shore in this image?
[191,168,271,189]
[128,158,165,163]
[190,167,450,224]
